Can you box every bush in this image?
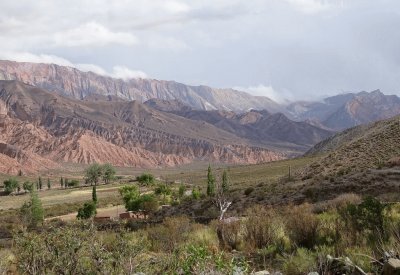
[139,194,159,213]
[67,179,79,188]
[77,202,96,219]
[3,178,19,195]
[147,216,192,252]
[244,206,288,250]
[136,173,155,185]
[281,248,317,275]
[285,204,320,249]
[244,187,254,196]
[214,219,243,250]
[339,196,388,242]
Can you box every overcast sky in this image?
[0,0,399,102]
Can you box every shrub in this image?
[136,173,155,185]
[147,216,192,252]
[192,187,201,200]
[285,204,320,249]
[339,196,388,241]
[244,187,254,196]
[214,219,243,250]
[67,179,79,187]
[281,248,317,275]
[244,206,288,250]
[77,202,96,219]
[3,178,19,194]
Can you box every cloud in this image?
[53,22,138,47]
[235,85,295,104]
[110,66,147,79]
[162,1,190,14]
[284,0,334,14]
[0,51,147,80]
[0,51,74,66]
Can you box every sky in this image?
[0,0,400,102]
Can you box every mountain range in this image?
[1,60,400,131]
[1,60,400,174]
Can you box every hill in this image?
[0,80,284,174]
[287,90,400,130]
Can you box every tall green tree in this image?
[47,178,51,189]
[60,177,64,188]
[20,191,44,228]
[92,185,97,204]
[222,170,229,193]
[102,163,116,184]
[38,177,43,190]
[85,163,103,186]
[206,164,215,197]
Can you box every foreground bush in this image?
[244,205,288,251]
[13,224,145,275]
[285,203,320,249]
[147,216,192,252]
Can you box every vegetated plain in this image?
[0,156,317,214]
[1,115,400,274]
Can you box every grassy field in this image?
[0,156,319,218]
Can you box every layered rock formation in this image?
[0,60,281,113]
[0,80,284,174]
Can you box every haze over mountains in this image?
[1,60,400,174]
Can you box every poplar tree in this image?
[206,164,215,197]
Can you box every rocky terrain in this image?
[0,80,285,174]
[0,60,281,113]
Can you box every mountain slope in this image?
[301,115,400,178]
[287,90,400,130]
[0,80,284,174]
[158,107,334,153]
[0,60,281,113]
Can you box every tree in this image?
[119,185,140,211]
[47,178,51,189]
[136,173,155,185]
[3,178,19,195]
[139,194,159,213]
[64,178,69,188]
[18,169,23,176]
[214,180,232,220]
[77,201,97,219]
[85,163,103,186]
[222,170,229,193]
[66,179,79,188]
[20,191,44,228]
[22,181,33,193]
[102,163,116,184]
[92,186,97,204]
[60,177,64,188]
[206,164,215,197]
[38,177,42,190]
